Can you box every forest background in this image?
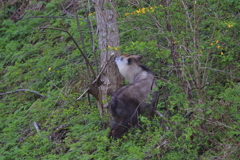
[0,0,239,159]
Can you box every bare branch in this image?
[87,0,99,74]
[194,115,234,130]
[74,1,91,80]
[92,53,115,85]
[184,111,194,118]
[154,109,169,124]
[77,53,115,100]
[33,121,40,133]
[77,88,89,100]
[154,110,164,118]
[39,27,96,78]
[0,89,45,98]
[58,0,85,19]
[181,0,193,32]
[20,16,76,21]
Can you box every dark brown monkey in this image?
[109,54,158,139]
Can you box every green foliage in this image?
[0,0,239,159]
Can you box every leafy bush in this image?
[0,0,239,159]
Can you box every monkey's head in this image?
[114,54,143,83]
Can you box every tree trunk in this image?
[92,0,123,116]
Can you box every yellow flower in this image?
[88,12,95,16]
[173,41,179,44]
[108,46,111,48]
[216,40,219,43]
[136,9,140,13]
[210,43,213,45]
[48,67,51,71]
[199,50,202,53]
[125,13,129,16]
[149,7,154,12]
[114,47,118,50]
[217,45,221,49]
[220,52,224,55]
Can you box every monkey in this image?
[109,54,158,139]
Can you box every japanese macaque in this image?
[109,54,158,139]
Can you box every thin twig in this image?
[87,0,99,74]
[74,1,91,80]
[181,0,193,32]
[20,16,76,21]
[93,53,115,84]
[154,110,164,118]
[33,121,40,133]
[184,111,194,118]
[77,88,89,100]
[39,27,96,78]
[0,89,45,97]
[58,0,85,19]
[154,110,169,123]
[194,115,234,130]
[76,53,115,100]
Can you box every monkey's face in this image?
[114,54,129,72]
[114,54,143,82]
[115,54,142,70]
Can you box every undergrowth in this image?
[0,0,239,159]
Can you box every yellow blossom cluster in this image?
[125,5,163,16]
[107,46,118,50]
[199,40,228,55]
[224,21,235,28]
[209,40,228,55]
[88,12,96,16]
[210,40,220,46]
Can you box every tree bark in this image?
[92,0,123,116]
